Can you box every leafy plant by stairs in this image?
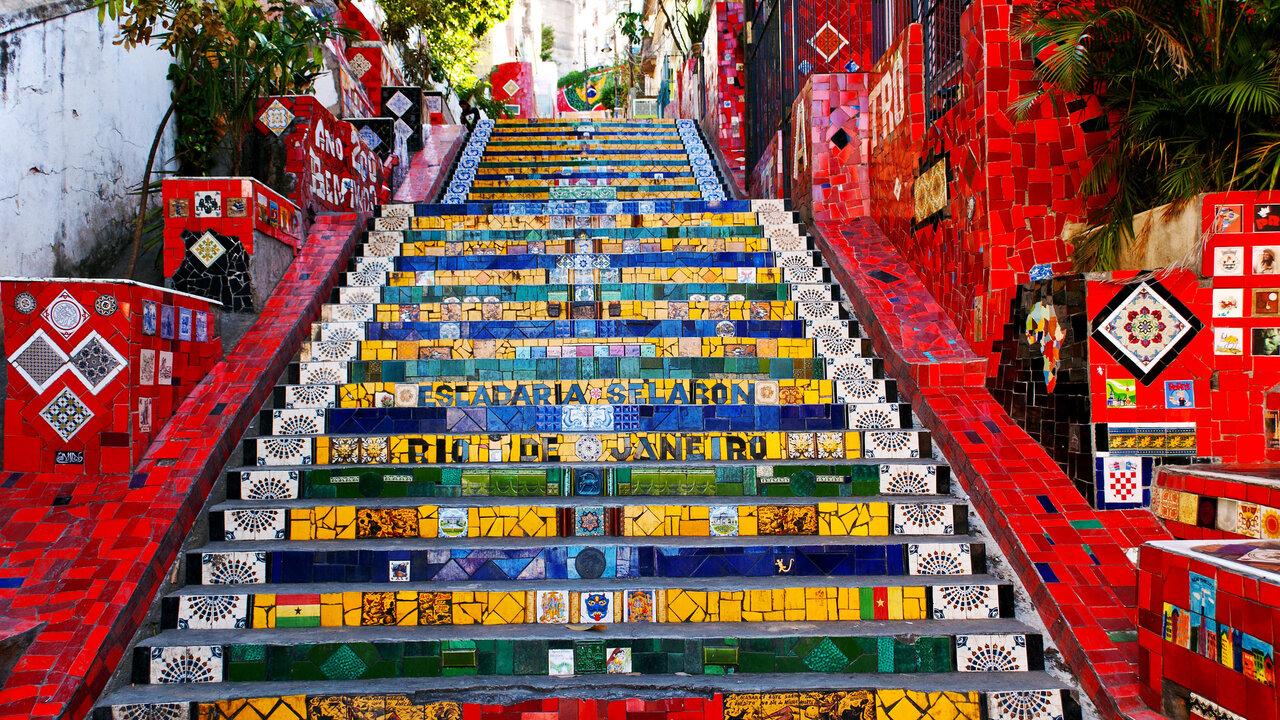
[1015,0,1280,271]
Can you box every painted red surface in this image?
[861,8,1104,360]
[254,96,382,225]
[490,62,537,118]
[161,177,302,277]
[1,280,220,475]
[814,216,1169,720]
[1138,542,1280,719]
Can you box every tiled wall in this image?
[2,280,220,473]
[791,73,870,225]
[864,6,1104,357]
[490,62,537,118]
[749,130,784,199]
[253,96,383,222]
[1137,541,1280,719]
[1153,469,1280,541]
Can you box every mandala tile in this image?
[149,645,223,683]
[256,437,312,465]
[201,552,267,584]
[111,703,190,720]
[880,465,938,494]
[1090,281,1202,384]
[8,330,69,392]
[955,634,1028,672]
[272,409,325,436]
[986,690,1065,720]
[579,591,613,623]
[261,99,295,135]
[358,126,382,151]
[893,504,954,535]
[67,333,127,393]
[225,509,286,540]
[536,590,569,623]
[864,430,922,458]
[848,404,902,428]
[177,594,248,629]
[932,585,1001,620]
[190,232,226,268]
[39,387,94,442]
[907,543,972,575]
[574,506,605,536]
[94,294,117,316]
[41,288,88,340]
[14,291,36,314]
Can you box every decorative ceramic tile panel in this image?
[148,645,223,683]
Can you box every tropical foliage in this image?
[378,0,511,87]
[99,0,347,275]
[1015,0,1280,270]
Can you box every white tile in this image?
[149,645,223,683]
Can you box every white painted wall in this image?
[0,1,174,277]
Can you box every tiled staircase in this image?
[94,119,1079,720]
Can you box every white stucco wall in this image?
[0,1,174,277]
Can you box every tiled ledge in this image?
[393,126,466,204]
[0,213,366,720]
[813,218,1171,720]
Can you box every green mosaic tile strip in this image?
[215,635,955,682]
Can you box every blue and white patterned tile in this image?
[955,634,1029,672]
[238,470,299,500]
[879,464,939,495]
[298,362,347,385]
[224,508,286,541]
[200,552,267,584]
[176,594,249,629]
[299,340,359,363]
[271,409,325,436]
[906,543,973,575]
[254,436,312,466]
[111,702,191,720]
[986,690,1066,720]
[931,585,1002,620]
[281,385,336,410]
[149,646,222,684]
[848,404,906,429]
[892,504,955,535]
[863,430,927,459]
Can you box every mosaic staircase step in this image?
[159,578,1009,629]
[130,629,1046,684]
[317,300,849,324]
[97,684,1081,720]
[92,120,1068,719]
[243,427,932,466]
[207,499,967,542]
[287,357,842,385]
[177,541,987,583]
[338,283,830,304]
[229,463,948,500]
[260,402,914,436]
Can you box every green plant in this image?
[99,0,346,277]
[617,11,650,47]
[378,0,512,87]
[1014,0,1280,270]
[456,74,509,120]
[541,24,555,61]
[682,2,712,48]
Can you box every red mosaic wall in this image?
[254,96,382,225]
[865,8,1106,359]
[791,73,870,225]
[490,62,538,118]
[161,177,302,277]
[748,130,784,199]
[1138,542,1280,719]
[2,280,220,475]
[713,1,746,193]
[1152,468,1280,541]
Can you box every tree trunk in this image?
[127,100,177,279]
